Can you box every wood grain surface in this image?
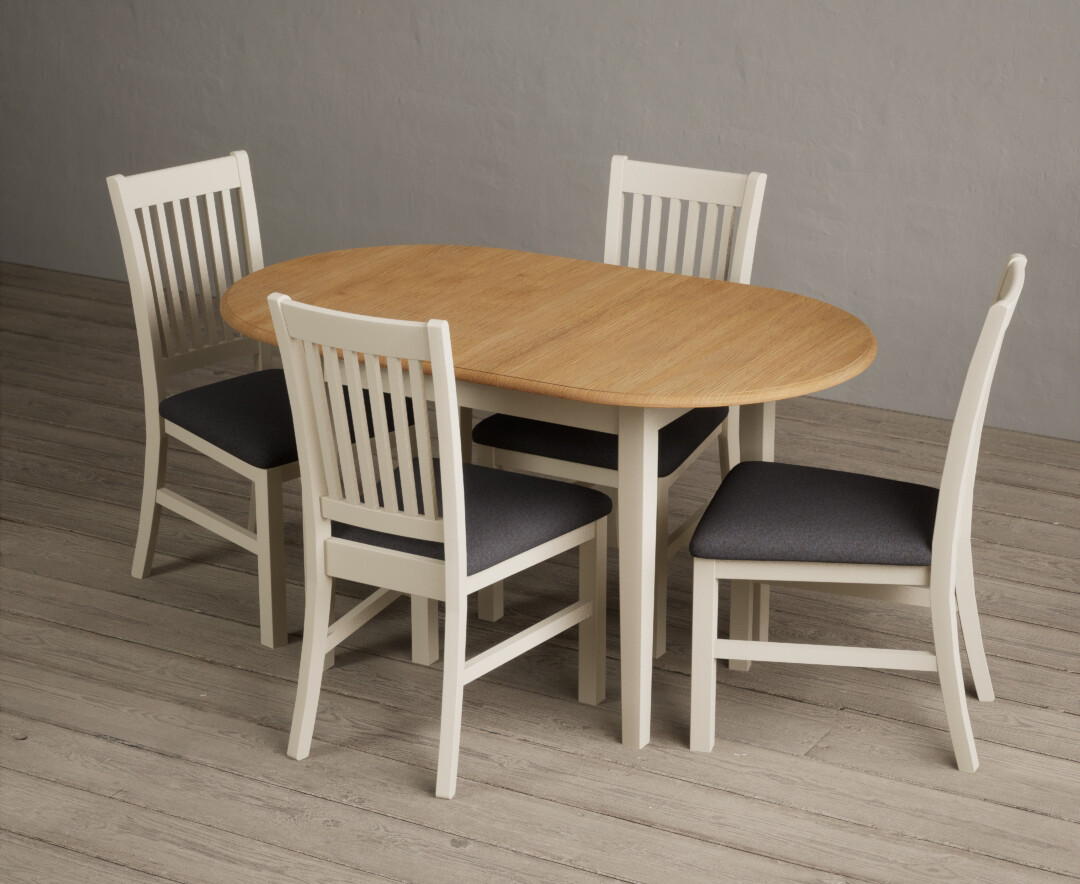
[222,245,877,408]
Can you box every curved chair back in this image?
[932,254,1027,588]
[268,294,468,581]
[604,155,766,283]
[107,152,266,412]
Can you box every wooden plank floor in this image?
[2,262,1078,883]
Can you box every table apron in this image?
[456,380,693,434]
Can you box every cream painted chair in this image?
[108,152,298,648]
[269,294,609,799]
[472,155,767,656]
[689,255,1027,772]
[108,152,428,654]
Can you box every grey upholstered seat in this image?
[160,369,412,470]
[689,461,938,566]
[159,370,297,469]
[472,406,729,478]
[334,462,612,575]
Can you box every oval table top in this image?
[222,244,876,409]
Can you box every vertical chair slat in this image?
[233,152,264,272]
[388,357,419,516]
[663,198,682,273]
[186,194,221,346]
[627,193,644,268]
[408,357,437,520]
[699,202,719,281]
[716,205,735,280]
[322,346,361,505]
[681,200,701,276]
[155,202,190,354]
[363,353,399,511]
[304,342,343,501]
[141,206,178,357]
[343,352,379,507]
[170,198,203,350]
[644,195,662,271]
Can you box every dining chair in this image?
[688,254,1027,773]
[268,293,610,799]
[472,155,767,657]
[107,152,297,648]
[107,152,432,656]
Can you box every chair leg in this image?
[719,407,740,478]
[247,486,257,532]
[435,594,467,799]
[728,580,754,671]
[578,520,607,705]
[288,570,334,761]
[653,490,669,659]
[323,580,337,671]
[690,562,718,752]
[752,584,770,642]
[132,429,167,578]
[411,596,440,665]
[956,542,994,701]
[477,584,504,622]
[253,471,288,649]
[931,587,979,772]
[474,444,505,622]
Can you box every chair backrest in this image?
[268,294,467,578]
[932,254,1027,581]
[107,151,266,408]
[604,155,767,283]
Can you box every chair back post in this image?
[268,293,328,553]
[603,155,630,265]
[231,150,264,273]
[230,150,273,370]
[931,255,1026,594]
[427,319,468,594]
[107,153,263,408]
[727,171,767,284]
[108,172,167,417]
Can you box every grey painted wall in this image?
[3,0,1078,439]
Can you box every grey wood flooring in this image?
[1,262,1078,883]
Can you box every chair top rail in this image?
[108,152,252,209]
[277,298,437,363]
[616,155,758,207]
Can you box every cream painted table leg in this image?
[730,401,776,668]
[739,401,775,462]
[618,406,661,748]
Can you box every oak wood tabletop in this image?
[222,244,876,408]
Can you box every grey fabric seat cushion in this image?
[332,462,611,576]
[159,369,413,470]
[472,406,729,478]
[689,461,938,566]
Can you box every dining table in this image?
[222,243,877,748]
